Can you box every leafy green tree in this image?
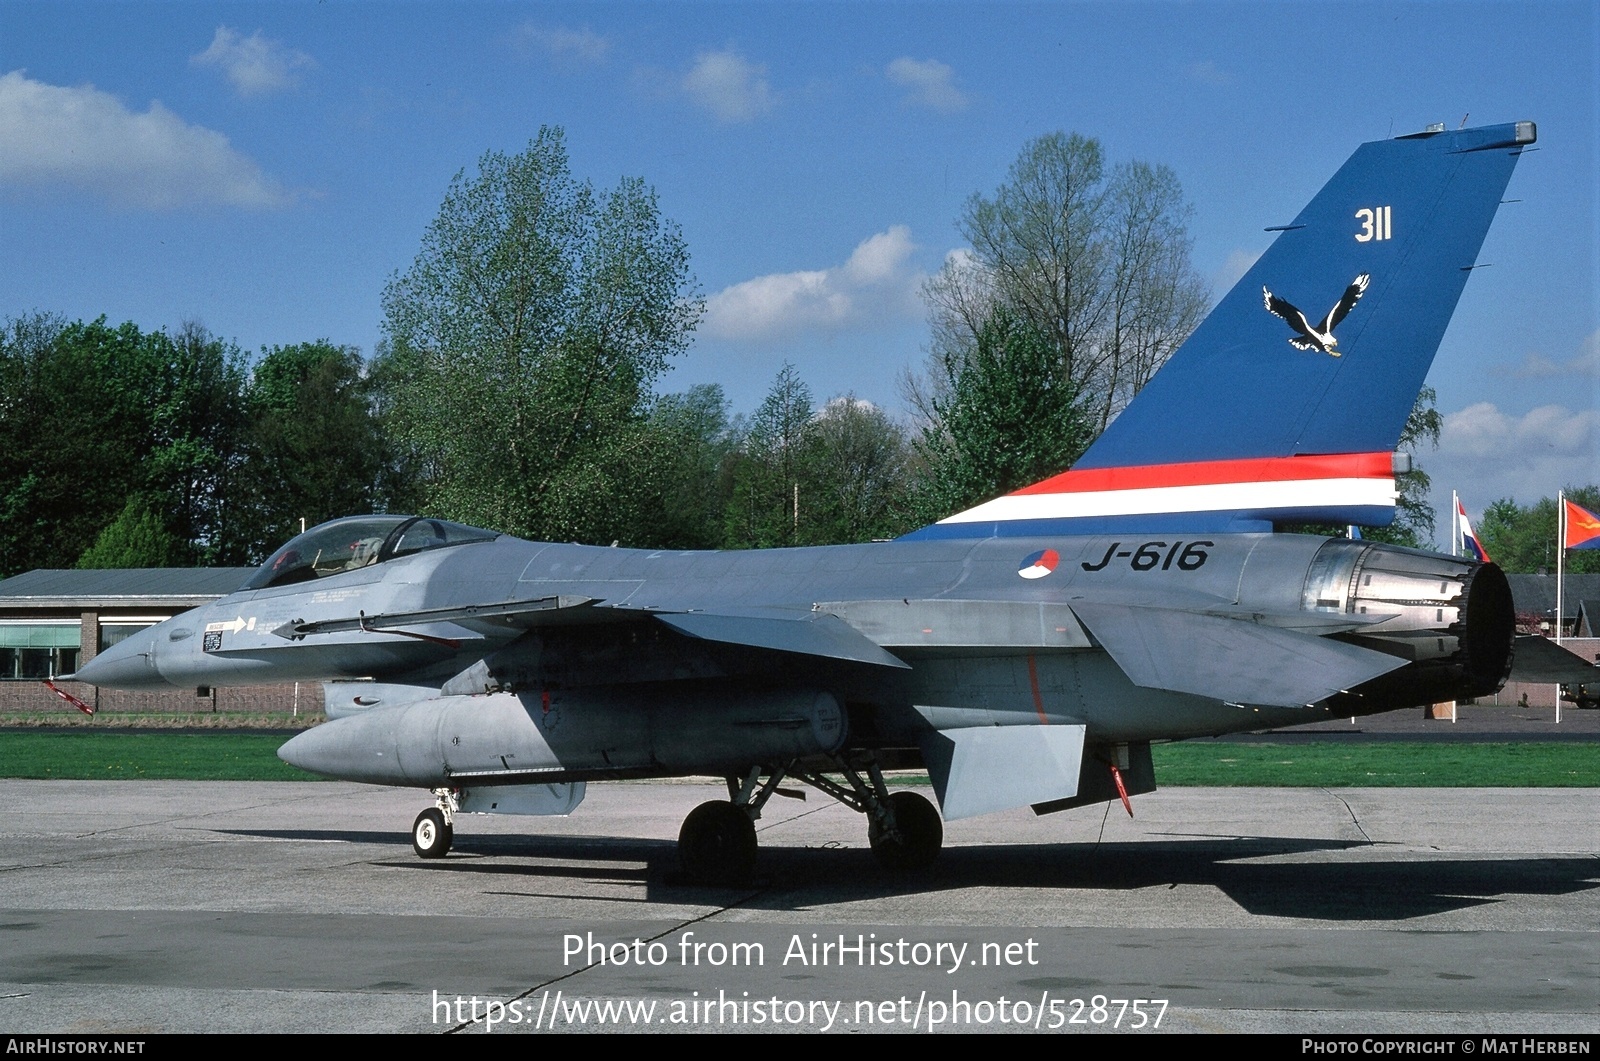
[0,312,68,574]
[75,499,186,568]
[145,322,250,564]
[1,316,177,573]
[634,384,736,550]
[915,308,1093,522]
[232,341,391,561]
[377,127,700,543]
[1479,487,1600,574]
[804,396,916,543]
[0,314,255,572]
[724,363,815,548]
[1359,386,1441,548]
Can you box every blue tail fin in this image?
[907,120,1534,541]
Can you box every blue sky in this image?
[2,1,1595,539]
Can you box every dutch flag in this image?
[1457,498,1490,563]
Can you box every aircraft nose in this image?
[73,627,173,689]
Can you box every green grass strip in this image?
[0,732,320,781]
[1151,741,1600,787]
[0,732,1595,786]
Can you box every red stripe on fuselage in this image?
[1009,453,1393,497]
[1027,654,1048,725]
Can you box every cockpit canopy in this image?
[244,515,499,590]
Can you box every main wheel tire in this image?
[677,800,758,884]
[412,808,453,859]
[869,791,943,871]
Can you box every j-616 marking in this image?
[1080,541,1212,572]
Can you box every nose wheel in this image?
[412,808,453,858]
[411,789,459,859]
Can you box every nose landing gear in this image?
[411,789,458,858]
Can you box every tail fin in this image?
[909,120,1534,540]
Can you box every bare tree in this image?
[913,133,1209,448]
[1095,161,1211,430]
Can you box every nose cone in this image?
[73,628,173,690]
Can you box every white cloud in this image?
[1440,402,1597,459]
[1499,330,1600,379]
[191,27,314,97]
[703,226,923,341]
[511,24,610,65]
[0,71,290,210]
[1426,400,1600,514]
[1212,248,1262,296]
[682,50,773,123]
[885,57,967,113]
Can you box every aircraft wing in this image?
[655,610,911,670]
[1068,601,1408,707]
[1507,636,1600,683]
[283,594,911,676]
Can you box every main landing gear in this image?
[675,755,943,883]
[411,789,457,859]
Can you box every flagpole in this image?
[1556,490,1564,646]
[1452,490,1460,557]
[1555,491,1564,723]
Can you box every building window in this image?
[99,621,162,653]
[0,622,82,681]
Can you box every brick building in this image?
[0,568,321,715]
[1504,573,1600,637]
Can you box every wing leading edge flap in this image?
[919,724,1086,821]
[654,611,912,670]
[1069,601,1407,707]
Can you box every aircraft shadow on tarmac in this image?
[219,828,1600,922]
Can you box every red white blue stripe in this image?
[917,453,1396,537]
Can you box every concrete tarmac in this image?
[0,779,1595,1034]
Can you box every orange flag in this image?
[1565,499,1600,550]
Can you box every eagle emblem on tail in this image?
[1263,274,1370,356]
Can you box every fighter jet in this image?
[74,121,1536,882]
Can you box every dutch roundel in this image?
[1017,548,1059,580]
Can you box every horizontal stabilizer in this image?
[1070,602,1407,707]
[655,611,911,669]
[919,723,1086,820]
[1508,636,1600,683]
